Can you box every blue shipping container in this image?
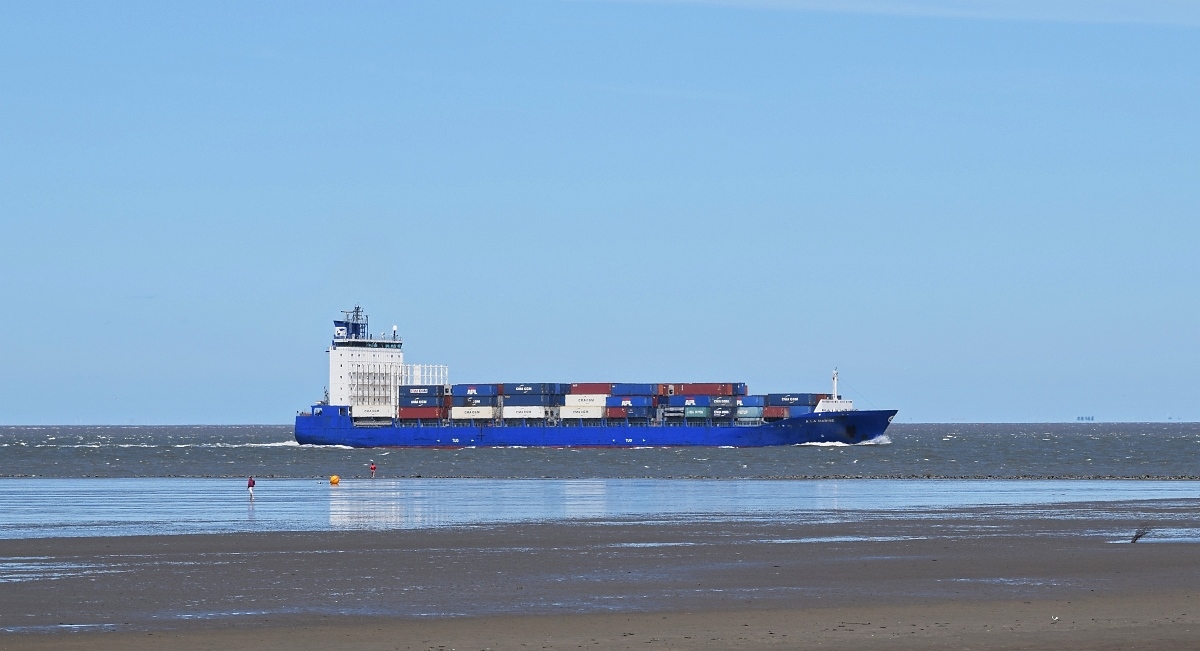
[733,383,748,396]
[451,384,499,397]
[611,383,658,396]
[503,394,563,407]
[789,406,815,417]
[605,395,654,408]
[665,395,712,407]
[452,395,499,407]
[709,396,736,408]
[400,395,443,407]
[400,385,446,396]
[766,393,822,407]
[611,406,654,419]
[737,396,766,407]
[502,383,566,395]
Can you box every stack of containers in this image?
[501,383,567,421]
[563,383,611,421]
[659,383,745,422]
[662,383,747,396]
[665,394,711,421]
[735,395,766,422]
[605,383,660,421]
[450,384,500,421]
[763,393,831,420]
[397,385,450,421]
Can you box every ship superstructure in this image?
[327,306,448,422]
[297,308,895,447]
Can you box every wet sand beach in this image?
[3,498,1199,649]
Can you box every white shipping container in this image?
[563,394,609,406]
[450,406,496,420]
[352,405,394,418]
[559,405,604,419]
[502,406,547,419]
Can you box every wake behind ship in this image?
[295,307,897,447]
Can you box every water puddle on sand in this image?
[0,478,1196,539]
[0,559,130,582]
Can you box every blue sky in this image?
[1,1,1196,424]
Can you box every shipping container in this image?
[399,385,447,396]
[732,383,748,396]
[503,394,562,407]
[452,395,499,407]
[611,383,659,396]
[350,405,393,418]
[396,407,446,419]
[451,384,499,397]
[605,395,655,408]
[766,393,827,407]
[502,406,547,419]
[684,406,711,418]
[789,406,814,418]
[607,406,654,419]
[400,395,444,408]
[502,383,567,395]
[450,406,496,420]
[737,395,766,407]
[559,405,604,419]
[763,406,790,419]
[736,406,765,418]
[564,394,607,406]
[711,407,736,419]
[570,382,613,394]
[709,396,736,408]
[666,395,712,407]
[679,383,735,396]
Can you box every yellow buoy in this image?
[329,475,340,485]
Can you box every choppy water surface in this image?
[1,423,1198,479]
[1,478,1197,538]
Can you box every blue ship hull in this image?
[294,408,897,447]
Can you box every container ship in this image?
[295,307,897,447]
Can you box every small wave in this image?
[172,441,301,448]
[798,435,891,447]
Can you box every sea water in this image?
[2,423,1198,539]
[1,423,1197,479]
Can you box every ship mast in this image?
[832,368,839,400]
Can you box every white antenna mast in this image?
[832,368,839,399]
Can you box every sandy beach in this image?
[3,498,1198,649]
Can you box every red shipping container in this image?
[397,407,447,419]
[679,383,735,396]
[571,382,614,394]
[605,407,628,419]
[763,406,790,419]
